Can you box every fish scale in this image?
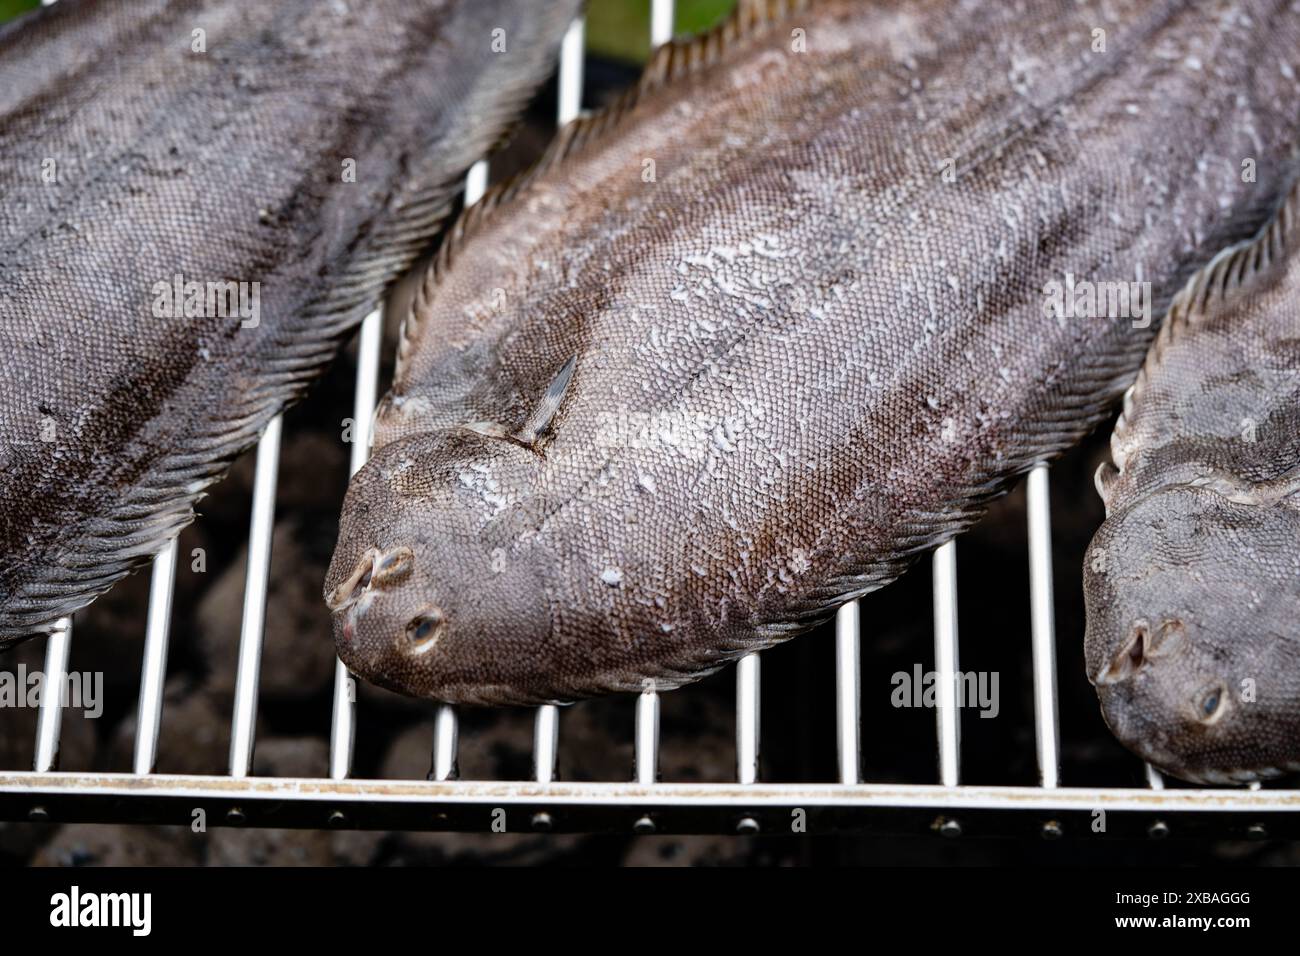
[0,0,580,641]
[326,0,1300,706]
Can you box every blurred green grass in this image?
[588,0,734,62]
[0,1,735,54]
[0,0,39,24]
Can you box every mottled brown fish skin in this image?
[0,0,579,641]
[327,0,1300,706]
[1084,180,1300,785]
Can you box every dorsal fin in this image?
[395,0,813,386]
[462,354,577,453]
[1107,172,1300,483]
[1151,174,1300,352]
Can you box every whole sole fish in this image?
[1085,178,1300,785]
[326,0,1300,706]
[0,0,579,642]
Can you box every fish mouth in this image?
[1097,693,1296,786]
[326,545,415,614]
[326,547,380,613]
[326,552,376,647]
[1127,731,1300,785]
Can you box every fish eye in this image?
[1196,684,1227,724]
[404,608,446,652]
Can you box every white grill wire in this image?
[932,542,961,787]
[134,539,177,775]
[15,0,1232,823]
[32,617,69,774]
[1026,465,1060,788]
[833,601,860,785]
[229,415,282,778]
[329,291,384,779]
[735,652,760,785]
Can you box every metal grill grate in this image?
[4,0,1299,839]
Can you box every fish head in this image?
[324,430,553,705]
[1083,483,1300,784]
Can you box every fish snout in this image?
[326,542,455,681]
[1094,642,1261,783]
[1094,676,1192,774]
[324,433,560,704]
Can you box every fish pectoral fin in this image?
[462,421,512,442]
[460,355,577,453]
[514,353,578,446]
[459,356,578,456]
[462,421,534,453]
[463,420,513,441]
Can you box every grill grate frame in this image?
[5,0,1295,839]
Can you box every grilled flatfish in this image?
[327,0,1300,706]
[0,0,579,641]
[1085,178,1300,784]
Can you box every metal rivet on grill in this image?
[1147,820,1170,839]
[1041,820,1063,840]
[736,816,760,835]
[1247,823,1268,840]
[226,808,246,825]
[934,816,962,838]
[531,812,553,832]
[28,806,49,822]
[633,815,656,834]
[328,811,348,828]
